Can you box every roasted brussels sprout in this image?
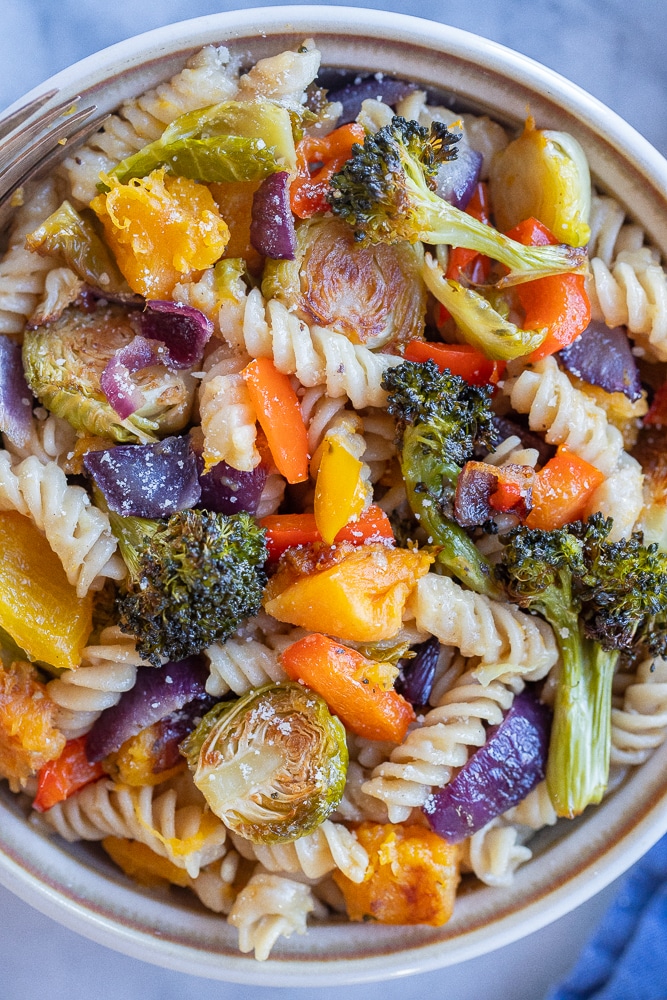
[181,683,348,844]
[23,304,196,444]
[489,120,591,247]
[262,216,427,349]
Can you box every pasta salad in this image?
[1,37,667,962]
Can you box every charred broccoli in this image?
[111,508,268,666]
[497,514,667,817]
[329,116,586,286]
[382,359,501,598]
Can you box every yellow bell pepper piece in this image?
[314,437,368,545]
[90,168,230,298]
[264,543,433,642]
[0,511,93,670]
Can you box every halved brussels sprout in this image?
[23,305,196,444]
[489,120,591,247]
[181,683,348,844]
[262,216,427,349]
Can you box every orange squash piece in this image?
[334,822,461,926]
[102,837,191,888]
[0,511,93,670]
[264,543,433,642]
[91,168,229,298]
[0,660,65,790]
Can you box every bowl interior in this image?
[3,5,667,985]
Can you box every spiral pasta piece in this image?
[406,575,558,682]
[461,819,532,888]
[44,771,227,878]
[584,452,644,541]
[0,177,61,335]
[587,249,667,361]
[204,626,307,698]
[226,288,402,409]
[47,627,150,738]
[197,344,259,473]
[587,194,646,266]
[5,410,78,468]
[362,662,524,822]
[188,850,243,914]
[505,356,624,475]
[0,451,123,596]
[610,656,667,766]
[502,781,558,831]
[231,819,369,884]
[227,870,315,960]
[62,46,240,204]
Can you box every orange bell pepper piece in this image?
[526,448,605,531]
[404,340,506,386]
[280,633,415,742]
[33,736,105,812]
[242,356,309,484]
[290,123,366,219]
[506,217,591,362]
[260,506,394,560]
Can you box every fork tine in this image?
[0,105,99,191]
[0,94,95,173]
[0,89,59,142]
[0,113,109,230]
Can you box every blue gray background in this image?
[1,2,666,998]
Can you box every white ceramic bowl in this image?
[2,5,667,986]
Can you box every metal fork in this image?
[0,89,108,225]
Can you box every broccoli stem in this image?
[108,511,159,579]
[546,623,616,818]
[408,179,585,286]
[401,431,501,600]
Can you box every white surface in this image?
[0,1,665,997]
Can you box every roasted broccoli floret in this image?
[111,508,268,666]
[382,359,501,598]
[329,116,586,286]
[497,514,667,817]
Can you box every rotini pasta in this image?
[587,249,667,361]
[230,819,369,884]
[0,177,61,335]
[611,656,667,766]
[362,660,525,822]
[227,870,315,961]
[406,574,558,681]
[461,819,532,888]
[44,771,228,878]
[46,627,149,738]
[505,356,624,475]
[0,450,124,595]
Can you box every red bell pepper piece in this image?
[33,736,104,813]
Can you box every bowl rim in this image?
[2,4,667,985]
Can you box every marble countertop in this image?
[1,1,666,997]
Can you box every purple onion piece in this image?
[79,285,145,309]
[141,300,213,368]
[327,76,418,125]
[84,435,201,518]
[144,695,217,774]
[559,320,642,401]
[423,690,551,842]
[86,656,209,763]
[0,335,34,449]
[436,145,483,210]
[100,334,159,418]
[395,637,440,707]
[250,172,296,260]
[490,416,556,467]
[197,456,267,516]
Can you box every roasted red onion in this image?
[559,320,642,401]
[490,416,556,467]
[326,75,418,125]
[141,301,213,368]
[250,172,296,260]
[84,435,201,518]
[86,656,209,763]
[100,334,159,418]
[0,335,34,449]
[423,690,551,842]
[140,695,217,774]
[454,462,498,527]
[198,457,267,516]
[395,637,440,707]
[437,145,483,210]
